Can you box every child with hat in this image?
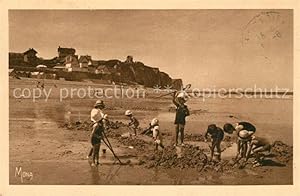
[125,110,140,136]
[87,100,106,166]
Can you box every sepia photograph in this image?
[1,2,298,191]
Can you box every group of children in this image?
[205,122,271,166]
[87,100,165,166]
[87,92,271,167]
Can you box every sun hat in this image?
[125,110,132,116]
[94,100,105,107]
[150,118,159,126]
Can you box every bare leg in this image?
[93,143,100,164]
[179,125,185,144]
[175,124,179,145]
[216,140,222,161]
[241,142,248,158]
[88,147,93,157]
[134,127,137,135]
[211,141,216,161]
[236,140,242,160]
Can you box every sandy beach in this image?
[9,78,293,185]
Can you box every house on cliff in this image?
[64,55,81,72]
[95,65,111,75]
[78,55,92,72]
[58,46,76,59]
[9,48,38,67]
[23,48,38,63]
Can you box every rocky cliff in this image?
[9,50,182,88]
[92,59,177,88]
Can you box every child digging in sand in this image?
[151,118,164,150]
[247,135,272,167]
[204,124,224,162]
[125,110,140,136]
[223,122,256,160]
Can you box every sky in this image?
[9,10,293,89]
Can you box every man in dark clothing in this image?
[172,91,190,146]
[205,124,224,161]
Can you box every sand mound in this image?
[59,121,91,131]
[60,120,126,131]
[141,145,208,170]
[271,141,293,163]
[118,137,151,151]
[184,134,205,142]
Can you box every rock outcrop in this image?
[9,48,182,88]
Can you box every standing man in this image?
[172,91,190,146]
[87,100,106,166]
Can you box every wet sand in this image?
[9,78,293,185]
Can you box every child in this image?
[140,122,153,136]
[87,100,105,166]
[223,122,256,135]
[247,135,271,167]
[172,91,190,146]
[125,110,140,136]
[223,122,256,160]
[151,118,164,150]
[205,124,224,162]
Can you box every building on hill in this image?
[9,48,38,67]
[95,65,111,75]
[57,46,76,59]
[78,55,92,72]
[125,55,134,64]
[64,55,82,72]
[23,48,38,63]
[53,64,66,71]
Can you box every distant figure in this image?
[125,110,140,136]
[205,124,224,162]
[172,91,190,146]
[151,118,164,150]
